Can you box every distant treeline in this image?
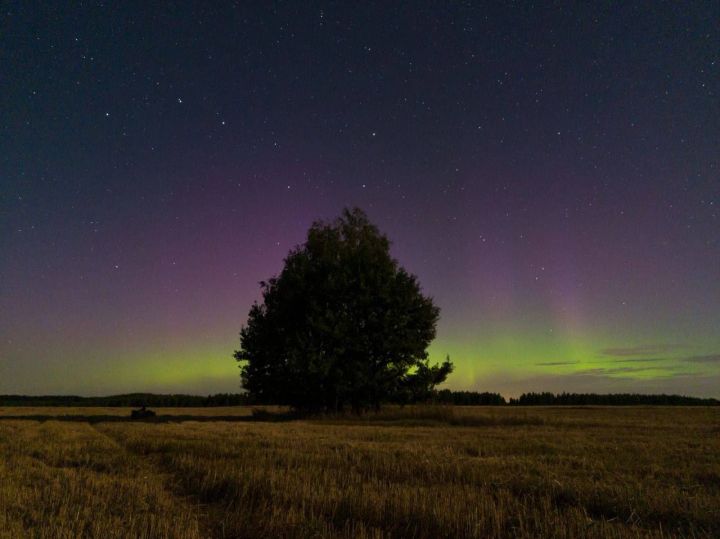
[432,390,507,405]
[430,391,718,406]
[508,392,720,406]
[0,393,251,407]
[0,391,717,407]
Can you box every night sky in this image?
[2,2,719,397]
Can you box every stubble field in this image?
[0,406,718,538]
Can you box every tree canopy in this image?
[234,208,452,412]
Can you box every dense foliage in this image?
[235,208,450,412]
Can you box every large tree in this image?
[234,208,452,412]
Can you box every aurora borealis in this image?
[1,3,718,397]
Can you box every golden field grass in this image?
[0,406,718,538]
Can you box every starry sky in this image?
[2,2,719,397]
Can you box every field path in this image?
[90,423,215,538]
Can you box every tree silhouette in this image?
[234,208,451,412]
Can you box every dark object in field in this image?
[130,406,156,419]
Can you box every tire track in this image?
[89,423,213,538]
